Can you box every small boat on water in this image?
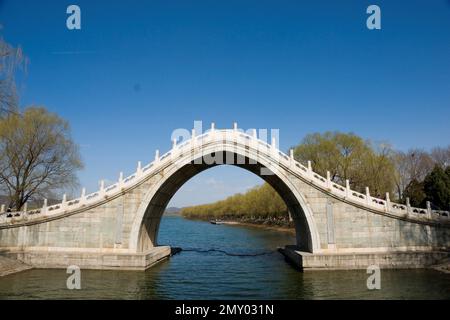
[210,219,224,225]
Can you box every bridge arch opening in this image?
[130,150,320,254]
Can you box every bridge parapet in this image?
[0,124,449,228]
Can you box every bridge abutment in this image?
[279,246,450,270]
[3,246,171,271]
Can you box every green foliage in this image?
[181,183,288,220]
[293,132,368,183]
[293,131,397,197]
[359,143,397,197]
[423,166,450,210]
[403,179,426,207]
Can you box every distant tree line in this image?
[181,183,289,222]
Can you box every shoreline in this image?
[220,221,295,235]
[180,215,295,235]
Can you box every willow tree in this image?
[293,131,397,197]
[293,132,370,186]
[181,183,287,220]
[359,143,397,197]
[0,107,83,210]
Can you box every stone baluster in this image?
[307,161,313,179]
[345,180,350,198]
[426,201,432,219]
[271,137,276,150]
[326,171,331,190]
[232,122,238,143]
[99,180,105,197]
[23,202,28,217]
[136,161,142,177]
[365,187,371,206]
[81,187,86,204]
[172,138,177,150]
[210,122,215,139]
[42,198,48,214]
[155,149,160,163]
[289,149,294,161]
[0,204,5,213]
[385,192,391,212]
[406,197,411,216]
[118,172,124,188]
[62,194,67,210]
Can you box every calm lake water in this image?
[0,215,449,299]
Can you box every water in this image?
[0,215,449,299]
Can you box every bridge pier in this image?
[278,245,450,270]
[3,246,171,271]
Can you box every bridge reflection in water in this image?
[0,216,449,300]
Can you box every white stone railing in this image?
[0,123,448,226]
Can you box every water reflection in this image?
[0,216,449,299]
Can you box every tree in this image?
[402,179,426,207]
[0,36,26,115]
[431,146,450,168]
[293,131,396,196]
[360,143,397,197]
[0,107,83,210]
[392,149,434,201]
[181,183,288,220]
[423,166,450,210]
[293,132,368,183]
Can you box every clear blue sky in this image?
[1,1,449,207]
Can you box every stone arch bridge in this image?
[0,124,449,270]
